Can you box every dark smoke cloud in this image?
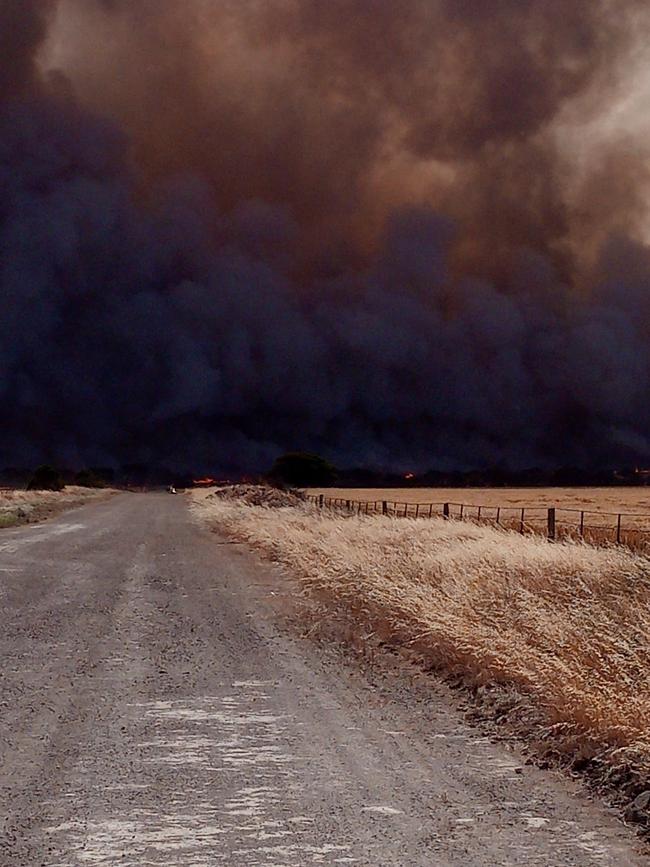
[0,0,55,98]
[2,0,650,473]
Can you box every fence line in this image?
[305,494,650,551]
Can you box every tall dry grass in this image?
[192,491,650,788]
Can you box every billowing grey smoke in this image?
[2,1,650,473]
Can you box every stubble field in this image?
[307,486,650,512]
[307,487,650,545]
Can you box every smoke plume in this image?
[2,0,650,472]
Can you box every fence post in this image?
[496,507,501,526]
[318,494,324,509]
[382,500,387,515]
[580,511,585,538]
[443,503,450,519]
[346,499,351,511]
[616,513,622,544]
[520,508,525,534]
[547,507,556,541]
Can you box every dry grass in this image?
[307,486,650,513]
[192,488,650,795]
[307,487,650,549]
[0,486,114,527]
[206,484,305,508]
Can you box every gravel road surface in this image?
[0,493,645,865]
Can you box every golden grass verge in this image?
[0,486,114,527]
[191,489,650,803]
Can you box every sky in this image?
[3,0,650,473]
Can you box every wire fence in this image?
[306,494,650,552]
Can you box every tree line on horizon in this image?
[3,454,649,492]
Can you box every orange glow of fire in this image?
[193,477,217,486]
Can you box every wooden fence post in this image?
[616,513,622,544]
[443,503,450,519]
[382,500,387,515]
[547,507,556,541]
[318,494,324,508]
[346,499,351,511]
[520,508,525,534]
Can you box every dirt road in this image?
[0,494,645,865]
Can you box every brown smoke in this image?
[4,0,650,474]
[44,0,650,283]
[0,0,56,98]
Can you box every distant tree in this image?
[269,452,337,487]
[27,465,65,491]
[121,463,151,486]
[74,469,107,488]
[90,466,115,485]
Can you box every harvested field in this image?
[0,486,114,528]
[192,487,650,806]
[307,487,650,512]
[307,487,650,549]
